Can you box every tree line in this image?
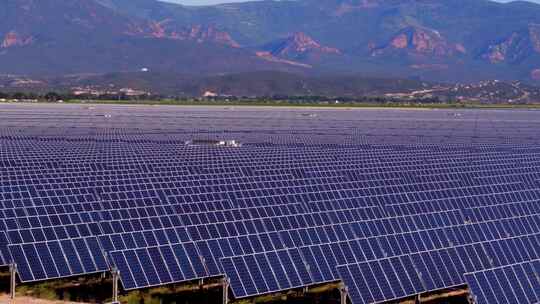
[0,91,447,104]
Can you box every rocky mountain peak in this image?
[1,31,34,48]
[126,22,240,48]
[532,69,540,81]
[266,32,341,57]
[482,24,540,64]
[371,26,466,57]
[185,25,240,48]
[530,23,540,53]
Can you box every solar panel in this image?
[221,248,313,298]
[8,236,108,282]
[465,260,540,304]
[109,243,209,290]
[337,233,540,304]
[0,231,11,266]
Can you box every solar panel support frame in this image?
[112,267,119,304]
[222,277,230,304]
[10,263,16,300]
[340,283,348,304]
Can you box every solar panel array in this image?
[464,260,540,304]
[1,104,540,303]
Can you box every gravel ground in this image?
[0,295,86,304]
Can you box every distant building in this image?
[119,88,149,96]
[203,91,218,97]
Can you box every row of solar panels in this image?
[0,167,535,184]
[337,233,540,304]
[465,259,540,304]
[11,220,536,303]
[3,155,538,172]
[0,189,537,248]
[3,197,540,249]
[6,209,540,295]
[0,180,538,215]
[2,162,539,185]
[2,150,540,174]
[0,208,458,263]
[2,190,539,235]
[0,171,533,193]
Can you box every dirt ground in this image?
[0,294,86,304]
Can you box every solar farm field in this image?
[1,104,540,304]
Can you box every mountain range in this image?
[1,0,540,94]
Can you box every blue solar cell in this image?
[124,250,148,288]
[110,251,136,290]
[48,242,71,277]
[299,247,324,283]
[254,253,279,292]
[87,238,108,270]
[390,256,416,295]
[506,266,531,303]
[380,259,405,299]
[289,248,312,285]
[158,246,184,282]
[195,241,220,276]
[465,261,540,304]
[359,262,385,302]
[266,251,290,290]
[136,249,160,286]
[59,240,84,275]
[184,242,206,277]
[35,243,59,278]
[277,250,301,288]
[171,244,196,280]
[239,255,261,294]
[423,252,446,289]
[73,238,96,273]
[24,244,46,280]
[221,257,245,298]
[8,245,33,281]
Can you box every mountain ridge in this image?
[1,0,540,85]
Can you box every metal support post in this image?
[112,268,119,304]
[340,284,348,304]
[222,277,230,304]
[10,263,16,300]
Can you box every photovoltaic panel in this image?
[8,236,108,282]
[337,233,540,304]
[221,248,313,298]
[109,243,210,290]
[103,208,493,283]
[465,260,540,304]
[0,231,11,266]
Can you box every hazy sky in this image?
[166,0,540,6]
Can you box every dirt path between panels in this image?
[0,294,87,304]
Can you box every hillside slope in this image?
[0,0,303,75]
[98,0,540,83]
